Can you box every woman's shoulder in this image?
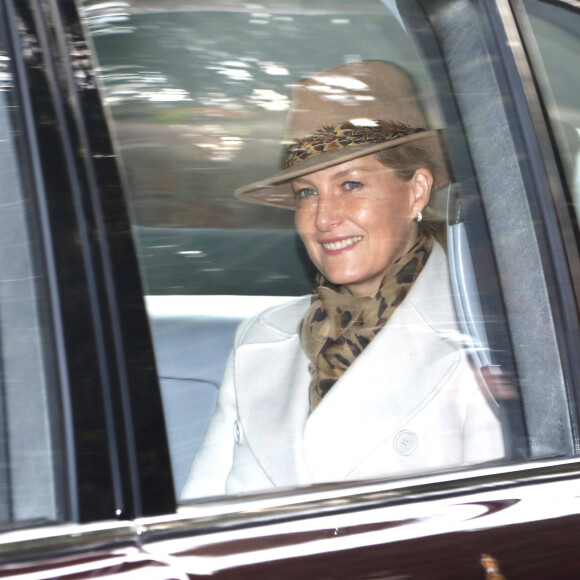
[235,295,312,346]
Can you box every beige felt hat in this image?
[234,60,449,210]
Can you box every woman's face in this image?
[293,155,432,297]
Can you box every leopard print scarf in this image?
[299,234,433,411]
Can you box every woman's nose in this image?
[315,195,343,232]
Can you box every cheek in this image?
[370,196,411,234]
[295,208,314,243]
[362,203,396,237]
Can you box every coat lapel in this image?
[234,325,311,487]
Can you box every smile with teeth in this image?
[321,236,363,251]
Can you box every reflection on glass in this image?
[0,16,65,525]
[79,0,439,231]
[523,0,580,218]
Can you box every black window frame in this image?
[4,0,175,523]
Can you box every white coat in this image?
[182,242,505,499]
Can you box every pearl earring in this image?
[416,210,423,223]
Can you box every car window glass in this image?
[0,11,66,526]
[520,0,580,225]
[77,0,575,501]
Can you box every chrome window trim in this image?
[138,458,580,541]
[0,460,578,562]
[0,521,135,562]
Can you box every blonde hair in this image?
[374,145,437,186]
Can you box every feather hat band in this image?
[234,60,449,209]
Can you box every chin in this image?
[315,257,372,288]
[322,271,364,287]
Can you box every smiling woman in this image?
[182,61,505,498]
[292,157,431,297]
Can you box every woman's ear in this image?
[410,168,434,212]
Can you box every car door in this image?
[0,0,579,578]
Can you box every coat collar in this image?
[234,242,463,486]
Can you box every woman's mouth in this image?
[321,235,362,252]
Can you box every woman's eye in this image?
[343,180,363,191]
[295,187,317,199]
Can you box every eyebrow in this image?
[331,167,366,179]
[293,164,376,187]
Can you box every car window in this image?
[0,9,66,526]
[519,0,580,224]
[77,0,577,500]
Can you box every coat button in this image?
[233,420,243,445]
[394,430,418,455]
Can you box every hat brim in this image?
[234,130,450,210]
